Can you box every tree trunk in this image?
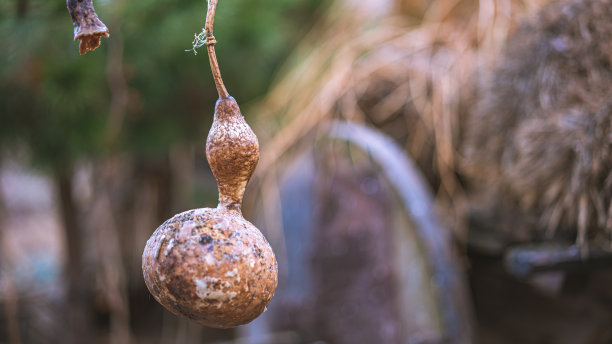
[56,170,93,344]
[15,0,28,18]
[0,185,22,344]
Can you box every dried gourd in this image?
[141,0,278,328]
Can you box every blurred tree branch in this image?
[15,0,28,18]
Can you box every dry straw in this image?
[251,0,547,239]
[251,0,612,250]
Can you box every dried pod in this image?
[142,97,277,328]
[66,0,109,55]
[142,0,278,328]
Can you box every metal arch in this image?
[328,120,474,344]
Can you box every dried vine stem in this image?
[205,0,229,98]
[66,0,109,55]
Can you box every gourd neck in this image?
[214,96,242,121]
[217,198,242,213]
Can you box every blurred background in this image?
[3,0,612,343]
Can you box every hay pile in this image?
[254,0,528,209]
[466,0,612,247]
[253,0,612,247]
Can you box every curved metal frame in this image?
[328,120,474,343]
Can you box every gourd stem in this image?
[205,0,229,98]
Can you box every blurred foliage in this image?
[0,0,322,170]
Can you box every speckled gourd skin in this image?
[206,97,259,211]
[142,208,277,328]
[142,96,277,328]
